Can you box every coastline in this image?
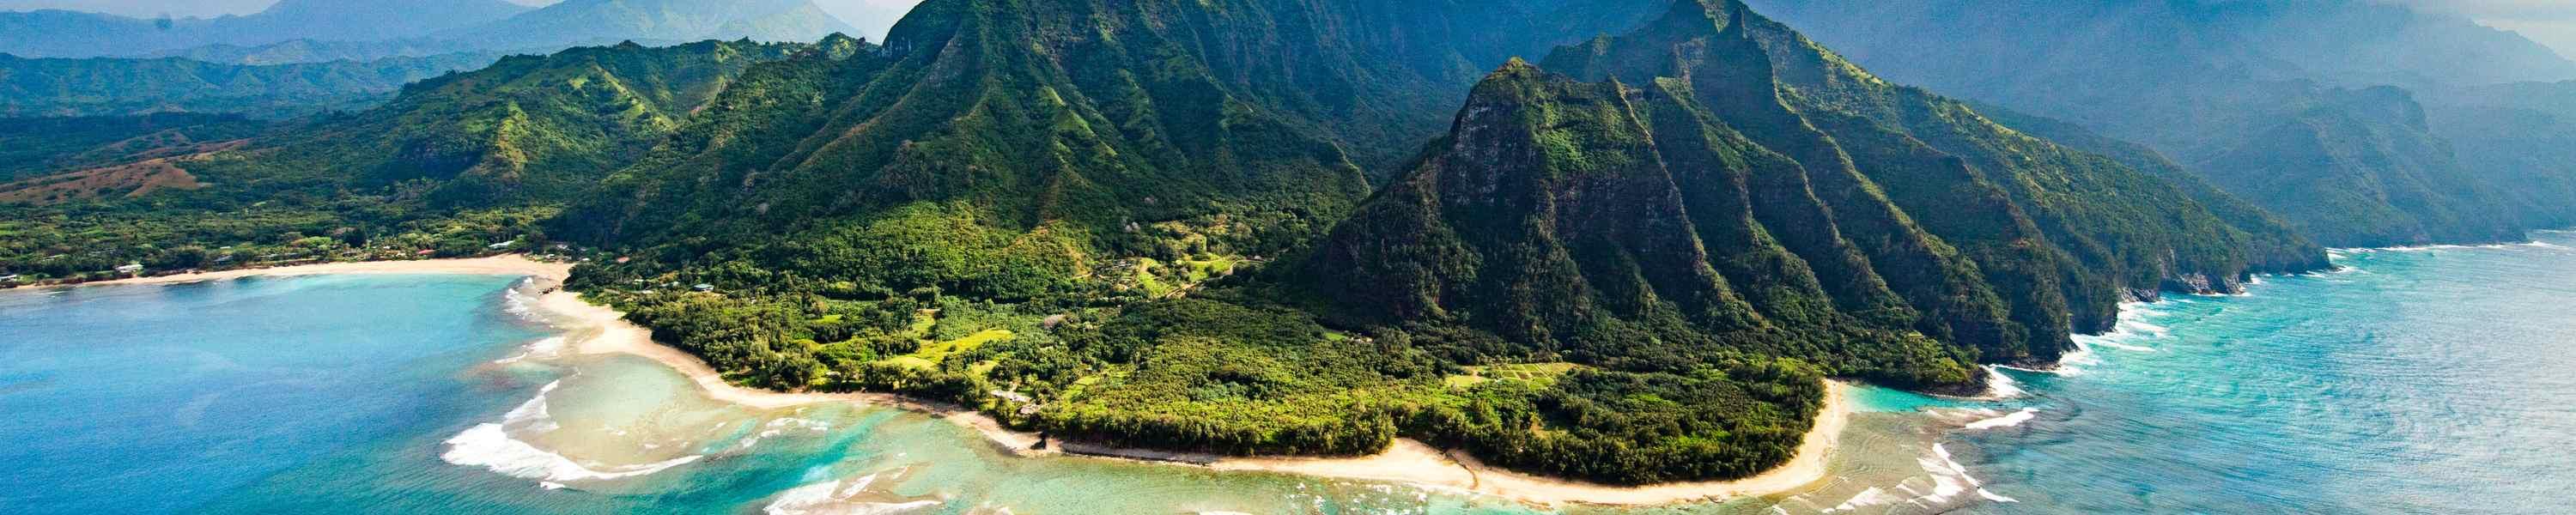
[538,287,1856,506]
[52,256,1855,507]
[56,256,576,288]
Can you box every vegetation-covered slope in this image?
[1467,0,2317,366]
[0,112,264,182]
[555,0,1671,297]
[0,39,807,280]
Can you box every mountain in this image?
[1298,0,2324,391]
[2422,81,2576,232]
[3,0,854,64]
[1742,0,2576,246]
[0,112,263,183]
[0,0,2337,488]
[2196,87,2523,245]
[555,0,1671,288]
[0,0,532,58]
[179,39,813,206]
[0,39,808,283]
[438,0,859,52]
[0,52,502,118]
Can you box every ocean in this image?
[3,230,2571,513]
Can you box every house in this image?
[0,274,21,283]
[487,241,517,251]
[114,264,144,275]
[693,283,716,293]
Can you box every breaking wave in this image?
[1963,409,2038,430]
[762,472,943,515]
[440,380,704,484]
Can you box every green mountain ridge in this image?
[553,0,1672,291]
[1297,0,2324,390]
[0,39,807,278]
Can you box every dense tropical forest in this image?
[13,0,2571,486]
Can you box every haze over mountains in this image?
[0,0,860,61]
[1745,0,2576,247]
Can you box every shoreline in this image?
[48,256,1856,506]
[51,256,577,288]
[535,282,1856,506]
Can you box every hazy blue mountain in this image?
[4,0,855,64]
[0,0,532,58]
[438,0,859,51]
[2422,81,2576,231]
[0,52,503,118]
[1740,0,2576,246]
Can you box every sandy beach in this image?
[1211,383,1854,506]
[547,275,1856,506]
[61,255,1856,506]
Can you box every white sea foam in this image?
[440,423,705,482]
[442,380,704,483]
[2088,339,2156,352]
[1904,443,2018,507]
[762,473,943,515]
[1978,367,2026,399]
[501,280,540,318]
[1821,487,1890,512]
[1964,408,2038,430]
[493,336,572,364]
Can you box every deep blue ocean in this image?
[3,231,2572,513]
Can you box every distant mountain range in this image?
[1745,0,2576,247]
[0,52,506,118]
[0,0,857,63]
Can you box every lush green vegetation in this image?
[0,112,264,182]
[0,0,2364,488]
[0,39,805,282]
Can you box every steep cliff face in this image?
[1301,60,1979,386]
[1300,0,2329,379]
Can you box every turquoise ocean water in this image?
[3,231,2572,513]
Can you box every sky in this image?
[0,0,927,40]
